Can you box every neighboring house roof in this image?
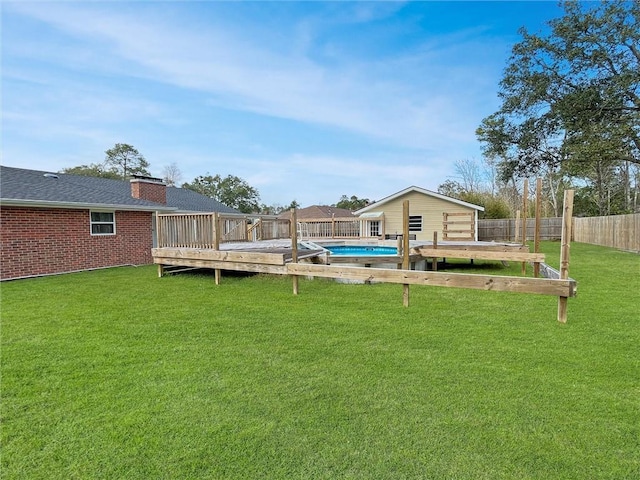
[0,166,240,214]
[279,205,355,220]
[354,186,485,214]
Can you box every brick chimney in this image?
[130,175,167,205]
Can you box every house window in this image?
[409,215,422,232]
[369,220,380,237]
[90,211,116,235]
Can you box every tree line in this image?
[59,144,265,213]
[59,143,335,214]
[474,0,639,217]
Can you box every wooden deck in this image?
[153,239,537,274]
[153,240,325,275]
[151,187,578,323]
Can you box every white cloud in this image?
[5,2,498,151]
[2,2,513,205]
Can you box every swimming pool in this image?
[325,245,398,256]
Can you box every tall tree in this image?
[335,195,370,210]
[477,0,640,215]
[104,143,151,179]
[182,174,260,213]
[453,158,484,193]
[258,200,300,215]
[162,162,183,187]
[60,163,120,179]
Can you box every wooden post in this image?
[156,212,163,248]
[155,213,164,278]
[534,178,542,277]
[432,231,438,271]
[331,213,336,239]
[521,179,528,275]
[514,210,520,243]
[558,190,574,323]
[402,200,410,307]
[291,208,299,295]
[214,212,221,285]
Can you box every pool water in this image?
[325,245,398,256]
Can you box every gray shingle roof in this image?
[0,166,240,214]
[166,186,240,214]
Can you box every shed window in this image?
[369,220,380,237]
[90,211,115,235]
[409,215,422,232]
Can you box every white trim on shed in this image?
[355,186,484,214]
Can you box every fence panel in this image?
[297,218,362,239]
[479,214,639,252]
[574,214,639,252]
[479,218,563,242]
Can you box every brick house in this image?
[0,166,239,280]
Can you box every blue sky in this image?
[1,1,564,207]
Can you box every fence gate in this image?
[443,212,475,241]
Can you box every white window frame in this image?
[90,210,116,236]
[369,220,380,237]
[409,215,422,232]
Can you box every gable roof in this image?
[354,186,484,214]
[0,166,240,214]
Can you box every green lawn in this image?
[2,242,639,479]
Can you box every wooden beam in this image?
[558,189,575,323]
[418,243,530,253]
[402,200,410,307]
[534,178,542,277]
[214,212,221,284]
[521,179,528,275]
[291,208,299,295]
[418,248,545,263]
[152,247,286,266]
[153,257,287,275]
[286,264,576,297]
[432,231,438,271]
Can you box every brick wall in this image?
[130,179,166,205]
[0,206,153,280]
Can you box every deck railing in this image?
[156,213,291,248]
[248,218,292,241]
[156,212,383,248]
[296,217,380,239]
[157,212,217,248]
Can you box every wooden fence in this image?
[573,214,639,253]
[479,217,563,242]
[479,214,639,252]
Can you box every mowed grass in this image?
[2,242,639,479]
